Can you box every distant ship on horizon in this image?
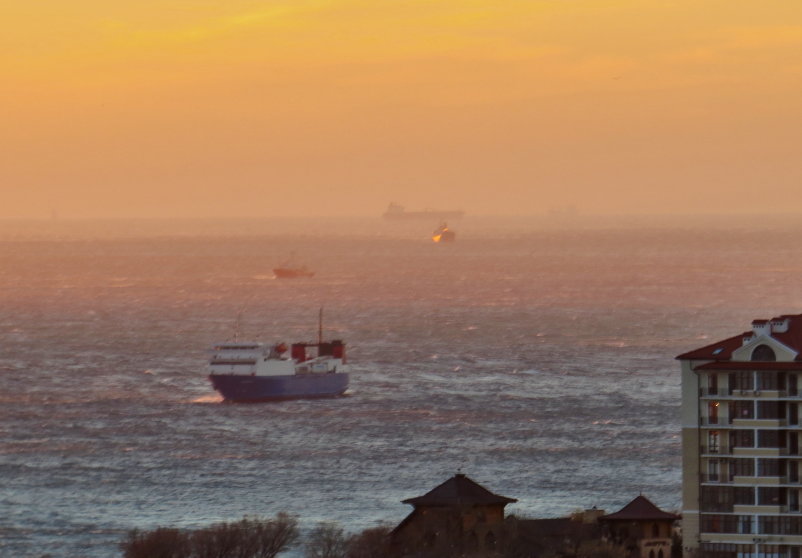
[382,202,465,221]
[273,252,315,279]
[273,266,315,279]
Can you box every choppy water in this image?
[3,216,802,557]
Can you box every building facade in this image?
[600,495,680,558]
[391,473,516,556]
[678,315,802,558]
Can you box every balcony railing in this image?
[727,389,800,398]
[700,445,733,455]
[700,474,732,483]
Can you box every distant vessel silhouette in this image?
[273,253,315,278]
[273,266,315,279]
[383,202,464,221]
[432,223,456,243]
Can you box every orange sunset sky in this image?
[2,1,802,219]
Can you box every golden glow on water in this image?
[5,221,802,556]
[191,394,224,404]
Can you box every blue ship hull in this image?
[209,373,349,403]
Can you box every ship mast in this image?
[233,309,243,342]
[318,307,323,345]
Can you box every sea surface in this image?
[3,215,802,557]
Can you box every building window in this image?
[701,486,734,512]
[752,344,777,361]
[758,515,802,535]
[730,400,754,420]
[701,514,751,533]
[757,544,782,558]
[709,373,719,395]
[758,371,785,390]
[730,458,756,478]
[758,430,785,448]
[734,486,755,505]
[708,460,720,482]
[758,487,783,506]
[730,430,755,448]
[709,401,720,424]
[699,542,738,558]
[758,459,785,477]
[758,401,786,419]
[709,431,720,453]
[730,371,753,392]
[738,515,753,534]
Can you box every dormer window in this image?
[751,344,777,362]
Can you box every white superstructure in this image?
[208,341,346,376]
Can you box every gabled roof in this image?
[600,495,679,521]
[769,319,802,359]
[676,314,802,361]
[402,473,517,507]
[675,333,745,361]
[696,361,802,371]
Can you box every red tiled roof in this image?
[675,333,745,361]
[768,320,802,359]
[402,474,517,507]
[600,495,679,521]
[696,361,802,371]
[676,314,802,361]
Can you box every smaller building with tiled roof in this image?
[391,473,516,557]
[600,495,679,558]
[401,473,517,508]
[601,495,680,522]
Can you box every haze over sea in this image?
[3,215,802,557]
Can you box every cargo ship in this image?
[207,311,348,402]
[383,202,464,221]
[208,339,348,402]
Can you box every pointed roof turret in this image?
[600,495,679,521]
[402,473,517,507]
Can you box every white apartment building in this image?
[679,315,802,558]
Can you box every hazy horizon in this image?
[3,211,802,244]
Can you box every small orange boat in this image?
[273,266,315,279]
[432,223,456,243]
